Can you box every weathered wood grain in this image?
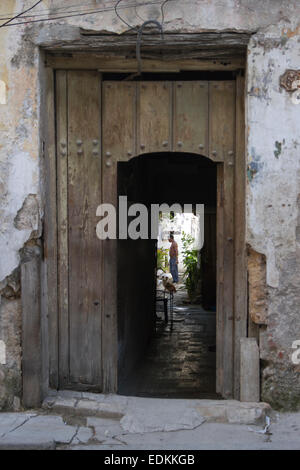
[51,71,246,397]
[173,81,208,155]
[56,70,69,388]
[216,163,224,394]
[101,80,118,392]
[44,68,58,389]
[222,81,236,399]
[67,70,102,387]
[234,74,247,399]
[45,55,245,72]
[210,81,236,397]
[41,32,250,60]
[137,81,172,154]
[102,82,136,162]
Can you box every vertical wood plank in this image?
[209,82,235,162]
[102,81,118,393]
[137,82,172,154]
[222,81,236,398]
[67,71,102,386]
[102,82,136,162]
[210,81,236,397]
[216,164,224,394]
[173,81,209,155]
[56,70,69,388]
[44,68,58,389]
[234,74,247,399]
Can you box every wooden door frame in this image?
[40,59,246,400]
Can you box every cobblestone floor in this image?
[121,286,219,398]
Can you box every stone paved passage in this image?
[121,286,218,398]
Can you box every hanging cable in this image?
[136,20,164,75]
[0,0,177,27]
[115,0,138,32]
[134,4,146,24]
[0,0,125,20]
[161,0,169,26]
[0,0,43,28]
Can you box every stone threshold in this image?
[42,390,273,426]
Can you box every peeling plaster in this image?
[246,22,300,408]
[14,193,41,236]
[281,24,300,39]
[0,151,40,281]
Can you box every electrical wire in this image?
[134,4,147,24]
[0,0,176,21]
[134,0,168,27]
[136,19,164,75]
[0,0,177,27]
[0,0,123,20]
[115,0,138,32]
[0,0,43,28]
[161,0,169,26]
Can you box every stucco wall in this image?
[0,0,299,409]
[246,25,300,409]
[0,0,42,410]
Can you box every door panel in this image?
[137,82,172,154]
[56,70,102,389]
[209,81,235,162]
[209,81,236,397]
[173,81,209,155]
[101,81,120,392]
[102,82,136,162]
[56,70,69,387]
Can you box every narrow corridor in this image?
[121,286,219,398]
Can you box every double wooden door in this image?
[53,71,245,397]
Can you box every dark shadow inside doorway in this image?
[117,153,219,398]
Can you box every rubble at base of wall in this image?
[261,364,300,412]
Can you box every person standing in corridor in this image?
[168,234,179,283]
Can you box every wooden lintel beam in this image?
[45,55,245,72]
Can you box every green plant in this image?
[181,231,200,299]
[157,247,169,271]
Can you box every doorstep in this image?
[42,390,273,427]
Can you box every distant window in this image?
[0,80,6,104]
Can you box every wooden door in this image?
[101,80,240,398]
[53,75,245,397]
[56,70,102,390]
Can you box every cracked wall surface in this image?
[247,22,300,410]
[0,0,42,411]
[0,0,300,410]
